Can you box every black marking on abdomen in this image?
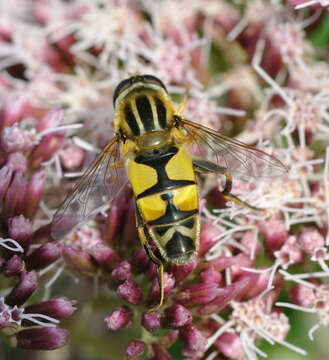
[155,97,167,129]
[124,105,140,136]
[181,217,195,229]
[153,216,195,237]
[136,95,154,132]
[154,225,171,236]
[148,192,197,226]
[166,232,195,257]
[135,146,195,199]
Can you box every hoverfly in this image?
[51,74,287,308]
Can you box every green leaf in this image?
[309,12,329,48]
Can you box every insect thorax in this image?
[114,88,175,139]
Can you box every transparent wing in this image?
[51,138,127,239]
[180,118,288,179]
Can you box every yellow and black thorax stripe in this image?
[113,76,175,138]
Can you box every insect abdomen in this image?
[126,145,200,264]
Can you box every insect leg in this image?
[135,204,164,309]
[137,226,164,309]
[177,85,191,115]
[192,157,227,174]
[222,171,264,211]
[192,157,263,211]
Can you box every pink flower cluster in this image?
[0,0,328,358]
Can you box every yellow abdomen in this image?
[125,144,200,264]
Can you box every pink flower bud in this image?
[299,227,324,254]
[11,305,24,322]
[215,332,244,359]
[261,220,287,253]
[130,248,151,274]
[196,275,255,316]
[105,192,130,246]
[230,253,253,280]
[60,143,85,170]
[111,261,132,285]
[289,285,315,307]
[4,255,24,276]
[141,311,161,332]
[147,272,175,307]
[0,166,13,204]
[199,222,223,256]
[16,327,69,350]
[260,46,283,80]
[1,124,28,153]
[0,299,13,329]
[4,171,26,218]
[176,281,219,307]
[196,319,220,338]
[168,259,197,285]
[8,215,32,252]
[62,246,97,274]
[105,204,121,246]
[105,306,133,331]
[0,94,25,131]
[6,270,39,306]
[179,324,207,359]
[26,242,61,270]
[144,263,157,284]
[36,109,63,133]
[240,231,261,258]
[117,279,143,305]
[125,339,146,359]
[162,304,192,329]
[200,266,222,284]
[30,132,65,169]
[275,235,304,267]
[243,271,270,299]
[25,297,77,320]
[207,255,237,272]
[7,153,27,173]
[24,169,46,219]
[88,243,121,271]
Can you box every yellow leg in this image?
[177,85,191,116]
[137,227,164,310]
[222,171,264,211]
[192,158,264,212]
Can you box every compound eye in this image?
[113,75,168,107]
[142,74,167,93]
[113,78,131,107]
